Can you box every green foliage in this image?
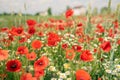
[47,8,52,16]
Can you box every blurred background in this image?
[0,0,120,15]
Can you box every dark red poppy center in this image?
[17,30,22,34]
[38,61,43,66]
[10,64,17,68]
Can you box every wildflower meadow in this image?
[0,0,120,80]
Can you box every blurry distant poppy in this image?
[38,32,44,37]
[62,43,68,50]
[77,22,83,27]
[76,27,84,36]
[31,40,42,49]
[66,49,75,60]
[72,45,82,52]
[117,39,120,45]
[108,28,114,38]
[0,49,9,61]
[20,73,37,80]
[10,27,24,36]
[27,19,36,27]
[57,25,65,30]
[28,27,36,35]
[34,70,44,78]
[113,20,119,28]
[98,37,104,43]
[65,9,74,18]
[100,41,111,52]
[19,37,27,43]
[76,69,91,80]
[47,32,61,46]
[16,46,29,55]
[34,56,49,71]
[0,27,9,32]
[96,24,104,33]
[98,78,102,80]
[80,50,93,62]
[6,59,22,72]
[26,52,36,61]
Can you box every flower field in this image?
[0,4,120,80]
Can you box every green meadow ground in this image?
[0,15,65,28]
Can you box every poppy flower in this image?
[26,52,36,61]
[76,27,84,36]
[0,49,9,61]
[65,9,74,18]
[66,49,75,60]
[28,27,36,35]
[47,32,61,46]
[80,50,93,62]
[34,56,49,71]
[31,40,42,49]
[77,22,83,27]
[6,59,22,72]
[108,28,114,38]
[16,46,29,55]
[19,37,27,43]
[0,27,9,32]
[27,19,37,27]
[34,70,44,78]
[62,43,68,50]
[57,25,65,30]
[100,41,111,52]
[96,24,104,33]
[72,45,82,52]
[117,39,120,45]
[10,27,24,36]
[76,69,91,80]
[38,32,44,37]
[98,37,104,43]
[20,73,37,80]
[113,20,119,28]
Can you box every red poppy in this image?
[27,19,37,27]
[76,27,84,36]
[6,59,22,72]
[0,27,9,32]
[19,37,27,43]
[76,69,91,80]
[98,37,104,43]
[108,28,114,38]
[62,43,68,50]
[100,41,111,52]
[31,40,42,49]
[65,9,74,18]
[98,78,102,80]
[57,25,65,30]
[28,27,36,35]
[72,45,82,52]
[66,49,75,60]
[38,32,44,37]
[96,24,104,33]
[77,22,83,27]
[34,56,49,71]
[80,50,93,62]
[20,73,37,80]
[10,27,24,36]
[26,52,36,61]
[47,32,61,46]
[0,49,9,61]
[16,46,29,55]
[117,39,120,45]
[34,70,44,78]
[113,20,119,28]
